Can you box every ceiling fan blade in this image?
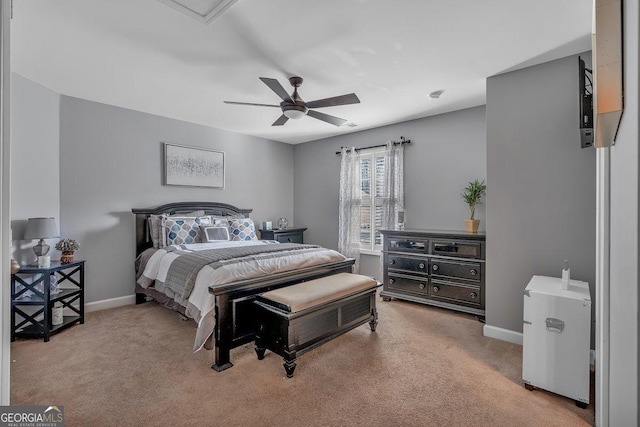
[272,115,289,126]
[224,101,280,107]
[259,78,293,103]
[306,93,360,109]
[307,110,348,127]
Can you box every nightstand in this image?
[11,260,85,342]
[260,227,307,244]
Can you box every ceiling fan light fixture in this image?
[282,105,308,120]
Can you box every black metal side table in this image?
[11,260,85,342]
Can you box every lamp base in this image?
[32,239,50,257]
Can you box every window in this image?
[358,147,386,253]
[339,141,404,266]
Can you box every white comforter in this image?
[138,240,347,351]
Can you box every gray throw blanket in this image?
[163,243,319,300]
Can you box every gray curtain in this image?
[381,141,405,231]
[338,147,361,273]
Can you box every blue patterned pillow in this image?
[229,218,258,241]
[163,217,212,246]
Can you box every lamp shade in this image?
[24,217,59,240]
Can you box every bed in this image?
[132,202,354,371]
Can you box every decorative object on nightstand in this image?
[277,217,288,230]
[55,239,80,264]
[261,221,273,231]
[24,217,59,264]
[461,179,486,234]
[10,259,20,274]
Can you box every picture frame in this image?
[163,143,225,189]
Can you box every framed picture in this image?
[163,143,225,188]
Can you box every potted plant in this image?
[55,239,80,264]
[461,179,486,233]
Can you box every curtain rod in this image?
[335,136,411,155]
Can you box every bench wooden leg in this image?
[283,359,297,378]
[255,346,266,360]
[369,304,378,332]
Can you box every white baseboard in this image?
[483,324,523,345]
[85,294,136,313]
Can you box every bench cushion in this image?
[260,273,377,313]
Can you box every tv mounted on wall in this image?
[578,56,593,148]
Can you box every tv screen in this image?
[578,57,593,148]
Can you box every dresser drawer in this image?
[430,280,481,306]
[387,274,428,296]
[431,240,482,259]
[275,232,303,244]
[387,238,428,254]
[387,255,428,275]
[430,259,481,282]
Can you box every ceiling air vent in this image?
[156,0,237,25]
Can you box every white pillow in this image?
[201,225,231,242]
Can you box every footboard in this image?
[208,258,355,372]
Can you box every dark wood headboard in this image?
[132,202,252,256]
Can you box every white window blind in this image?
[359,148,386,252]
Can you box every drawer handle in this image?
[390,259,396,265]
[418,263,425,269]
[470,292,478,299]
[389,278,395,284]
[432,264,439,271]
[432,286,440,292]
[287,238,292,242]
[418,283,425,290]
[470,269,477,276]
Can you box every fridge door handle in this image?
[545,318,565,333]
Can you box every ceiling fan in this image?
[224,77,360,127]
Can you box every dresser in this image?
[380,229,485,318]
[259,227,307,244]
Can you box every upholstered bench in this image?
[253,272,380,378]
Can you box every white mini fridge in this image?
[522,275,591,407]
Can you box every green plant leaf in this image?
[461,179,486,220]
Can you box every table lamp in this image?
[24,217,59,258]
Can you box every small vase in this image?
[60,251,75,264]
[10,259,20,274]
[465,219,480,234]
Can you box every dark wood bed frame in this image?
[132,202,355,372]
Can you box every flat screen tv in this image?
[578,56,593,148]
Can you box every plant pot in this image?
[465,219,480,234]
[60,251,75,264]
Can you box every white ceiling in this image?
[11,0,593,144]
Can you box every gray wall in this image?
[58,96,294,303]
[485,54,596,340]
[294,106,487,279]
[608,0,638,423]
[10,74,60,265]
